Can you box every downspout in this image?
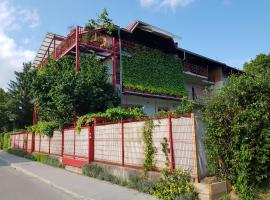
[118,28,123,105]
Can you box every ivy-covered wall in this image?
[122,48,186,97]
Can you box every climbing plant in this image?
[76,107,145,130]
[161,137,170,168]
[122,48,186,97]
[142,118,156,174]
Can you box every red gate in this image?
[62,126,94,167]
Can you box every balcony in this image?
[183,62,208,78]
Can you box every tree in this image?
[7,62,36,129]
[203,54,270,199]
[0,88,10,132]
[85,8,117,34]
[32,55,119,129]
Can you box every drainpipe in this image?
[118,28,123,105]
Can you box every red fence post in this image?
[121,120,125,167]
[26,132,29,153]
[48,136,51,155]
[88,126,94,163]
[39,134,41,152]
[32,133,35,153]
[73,130,76,160]
[18,133,21,149]
[61,130,64,157]
[168,114,175,171]
[75,26,79,74]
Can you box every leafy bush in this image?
[203,54,270,199]
[82,164,154,193]
[27,121,59,137]
[85,8,117,35]
[0,133,11,150]
[123,49,186,97]
[31,152,62,168]
[151,168,198,200]
[76,107,145,130]
[155,97,194,118]
[6,148,26,157]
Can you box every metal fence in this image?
[10,113,206,181]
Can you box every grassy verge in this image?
[82,164,198,200]
[6,148,62,168]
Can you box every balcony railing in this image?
[183,62,208,78]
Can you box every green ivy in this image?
[161,137,170,168]
[76,107,145,130]
[142,118,156,174]
[27,121,59,137]
[123,49,186,97]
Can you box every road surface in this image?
[0,158,75,200]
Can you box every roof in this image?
[33,32,64,67]
[125,20,181,41]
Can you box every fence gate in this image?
[62,126,94,168]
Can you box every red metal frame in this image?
[168,114,175,171]
[121,120,125,166]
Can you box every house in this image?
[33,21,240,115]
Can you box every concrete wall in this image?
[121,94,180,116]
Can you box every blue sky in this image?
[0,0,270,89]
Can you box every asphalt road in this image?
[0,158,76,200]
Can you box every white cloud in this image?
[0,0,39,89]
[139,0,194,11]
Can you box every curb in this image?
[0,155,94,200]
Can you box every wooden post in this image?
[191,113,199,182]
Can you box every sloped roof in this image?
[33,32,64,67]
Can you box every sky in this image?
[0,0,270,89]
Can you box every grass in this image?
[5,148,62,168]
[82,164,154,194]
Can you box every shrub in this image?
[1,133,11,150]
[82,164,154,193]
[76,107,145,130]
[151,168,198,200]
[32,152,62,168]
[203,54,270,199]
[6,148,26,157]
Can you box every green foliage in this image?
[32,55,119,128]
[174,97,194,115]
[218,194,231,200]
[85,8,117,35]
[0,89,10,132]
[203,54,270,199]
[151,168,198,200]
[7,62,36,130]
[0,133,11,150]
[142,118,156,174]
[82,164,154,193]
[27,121,59,137]
[123,49,186,97]
[31,152,62,168]
[6,148,26,157]
[76,107,145,130]
[155,97,194,118]
[161,137,170,168]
